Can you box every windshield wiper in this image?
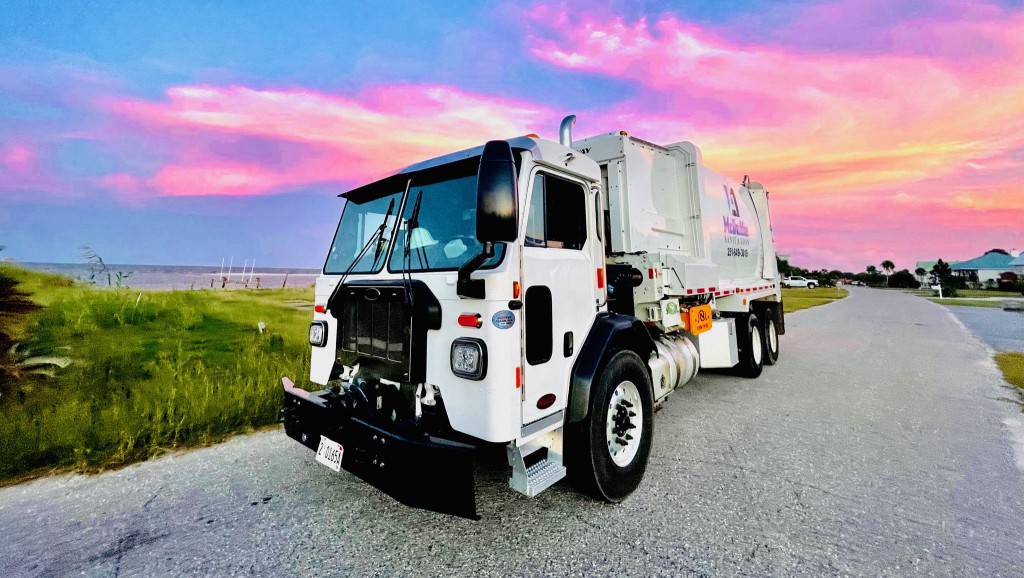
[400,190,424,306]
[370,197,396,269]
[327,196,397,311]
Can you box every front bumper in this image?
[281,380,479,519]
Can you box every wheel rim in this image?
[606,380,643,467]
[767,319,778,354]
[751,324,763,365]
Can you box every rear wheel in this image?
[734,313,764,378]
[762,309,780,366]
[568,350,654,502]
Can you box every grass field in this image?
[905,288,1022,298]
[0,265,313,483]
[927,298,1005,308]
[995,352,1024,390]
[782,286,848,313]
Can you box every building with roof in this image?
[951,250,1015,284]
[1010,253,1024,275]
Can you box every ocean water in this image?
[14,262,321,291]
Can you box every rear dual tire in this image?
[734,313,764,378]
[762,308,780,366]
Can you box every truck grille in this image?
[339,286,409,364]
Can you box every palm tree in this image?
[881,260,895,286]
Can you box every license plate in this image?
[315,436,344,472]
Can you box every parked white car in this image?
[782,276,818,288]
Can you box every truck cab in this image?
[282,117,784,518]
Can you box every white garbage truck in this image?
[282,116,784,518]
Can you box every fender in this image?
[566,312,657,423]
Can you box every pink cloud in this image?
[104,84,556,197]
[523,1,1024,269]
[2,144,35,170]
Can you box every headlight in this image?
[309,321,328,347]
[451,338,487,380]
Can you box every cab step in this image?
[507,428,566,497]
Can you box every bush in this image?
[889,269,921,289]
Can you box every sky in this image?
[1,0,1023,272]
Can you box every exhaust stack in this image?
[559,115,577,147]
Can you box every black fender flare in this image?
[566,313,657,423]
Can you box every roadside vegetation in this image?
[995,353,1024,390]
[0,265,313,484]
[782,286,847,313]
[927,298,1004,308]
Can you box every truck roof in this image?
[341,136,600,201]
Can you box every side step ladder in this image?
[507,427,566,497]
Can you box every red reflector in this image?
[513,281,521,299]
[314,304,326,313]
[537,393,556,410]
[596,268,605,289]
[648,268,655,279]
[515,366,521,389]
[458,313,482,328]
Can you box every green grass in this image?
[905,288,1022,298]
[0,266,314,483]
[782,286,848,313]
[995,352,1024,390]
[928,298,1004,308]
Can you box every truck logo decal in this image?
[725,185,741,218]
[492,310,515,329]
[723,185,749,238]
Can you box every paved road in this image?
[2,288,1023,577]
[943,304,1024,353]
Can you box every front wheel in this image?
[733,313,764,378]
[807,283,816,289]
[567,350,654,502]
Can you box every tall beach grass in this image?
[0,266,313,482]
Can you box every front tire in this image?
[734,313,764,378]
[567,350,654,502]
[762,309,780,366]
[807,283,816,289]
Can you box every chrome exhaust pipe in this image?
[559,115,577,147]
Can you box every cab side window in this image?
[524,173,587,250]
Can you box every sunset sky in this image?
[2,0,1023,272]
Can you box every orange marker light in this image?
[596,268,605,289]
[513,281,521,299]
[515,366,521,389]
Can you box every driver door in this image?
[520,171,597,425]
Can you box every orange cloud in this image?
[524,2,1024,268]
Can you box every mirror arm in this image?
[456,241,495,299]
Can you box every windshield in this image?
[389,173,504,273]
[324,189,403,275]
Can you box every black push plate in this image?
[564,331,573,357]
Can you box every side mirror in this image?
[476,140,518,243]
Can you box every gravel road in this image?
[2,287,1023,577]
